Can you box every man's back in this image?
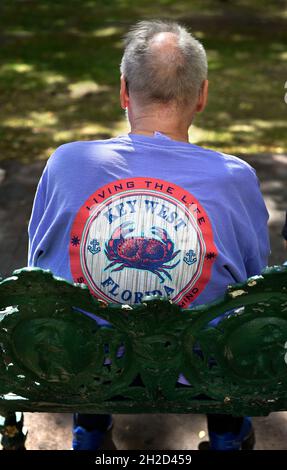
[28,132,269,309]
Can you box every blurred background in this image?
[0,0,286,450]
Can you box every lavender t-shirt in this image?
[28,132,270,309]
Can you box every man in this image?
[28,20,270,450]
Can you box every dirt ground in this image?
[22,411,287,450]
[0,151,287,450]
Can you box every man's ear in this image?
[196,79,208,113]
[120,75,129,110]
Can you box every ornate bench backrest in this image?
[0,266,287,416]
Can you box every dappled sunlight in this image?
[53,119,129,143]
[4,111,58,129]
[68,80,110,99]
[0,63,35,74]
[52,125,113,143]
[42,73,67,85]
[190,115,287,155]
[192,31,205,39]
[112,119,129,136]
[251,119,286,129]
[239,102,254,111]
[188,126,206,144]
[92,26,124,38]
[229,120,287,132]
[52,130,76,143]
[4,29,34,38]
[0,67,68,91]
[229,123,255,133]
[77,123,118,137]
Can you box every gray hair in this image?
[120,20,208,106]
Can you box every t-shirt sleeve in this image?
[240,168,270,277]
[27,166,48,267]
[27,142,78,274]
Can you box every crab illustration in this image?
[104,221,181,283]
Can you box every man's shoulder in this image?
[47,138,122,167]
[196,145,256,179]
[194,144,253,170]
[216,151,254,171]
[52,137,120,155]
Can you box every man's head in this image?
[120,20,208,129]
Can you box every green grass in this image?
[0,0,286,163]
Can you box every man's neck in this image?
[128,107,191,143]
[130,125,189,143]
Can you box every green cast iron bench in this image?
[0,265,287,449]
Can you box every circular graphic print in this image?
[70,177,217,308]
